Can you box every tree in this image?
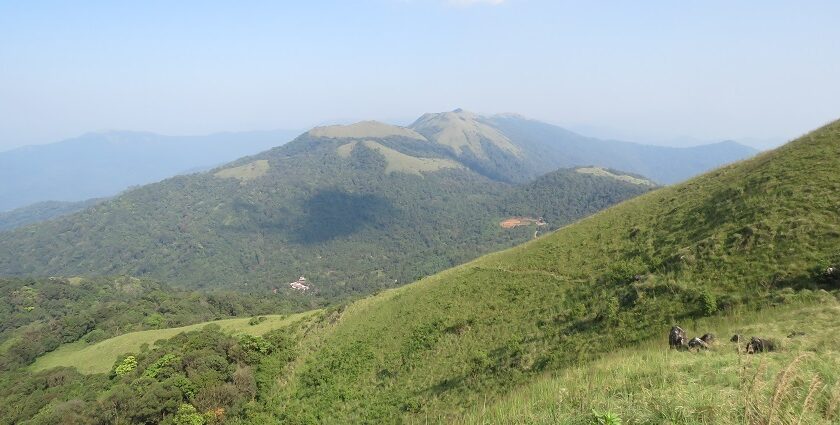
[173,404,205,425]
[114,355,137,376]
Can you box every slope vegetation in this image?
[460,299,840,424]
[1,120,835,424]
[253,119,839,423]
[32,311,317,374]
[0,121,652,301]
[0,276,304,370]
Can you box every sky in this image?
[1,0,839,151]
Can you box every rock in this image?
[669,326,687,349]
[688,337,710,350]
[746,337,776,354]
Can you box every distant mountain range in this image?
[474,111,758,183]
[0,110,758,300]
[0,130,299,211]
[2,117,834,425]
[0,111,756,214]
[0,198,106,231]
[0,111,665,300]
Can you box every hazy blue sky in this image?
[1,0,838,151]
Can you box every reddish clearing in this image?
[500,217,540,229]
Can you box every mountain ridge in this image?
[0,123,655,300]
[249,118,838,423]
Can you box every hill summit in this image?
[0,111,662,300]
[0,109,755,302]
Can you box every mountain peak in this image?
[306,121,426,141]
[409,110,522,158]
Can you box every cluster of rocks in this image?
[668,326,714,350]
[670,326,779,354]
[730,334,778,354]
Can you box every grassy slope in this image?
[32,311,317,374]
[459,298,840,424]
[260,120,840,423]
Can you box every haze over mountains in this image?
[0,129,299,211]
[2,117,836,424]
[0,112,660,301]
[0,110,756,216]
[0,111,761,296]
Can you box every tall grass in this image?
[458,300,840,424]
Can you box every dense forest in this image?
[0,277,311,371]
[0,128,653,303]
[0,274,333,424]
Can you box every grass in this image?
[213,159,270,181]
[338,140,463,175]
[255,119,840,423]
[575,166,656,186]
[458,298,840,424]
[31,310,317,374]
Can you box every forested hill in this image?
[0,121,654,300]
[0,276,302,371]
[247,119,840,423]
[7,120,836,424]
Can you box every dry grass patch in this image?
[214,159,270,182]
[458,300,840,425]
[575,166,656,186]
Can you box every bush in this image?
[248,316,267,326]
[238,335,272,364]
[83,329,107,344]
[701,289,717,316]
[173,403,206,425]
[114,355,137,377]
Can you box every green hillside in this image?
[247,119,838,422]
[0,119,826,424]
[32,311,317,374]
[0,276,306,370]
[0,121,652,302]
[460,299,840,424]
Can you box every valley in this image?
[3,2,838,423]
[0,118,835,424]
[0,111,673,303]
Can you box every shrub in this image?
[83,329,107,344]
[114,355,137,377]
[701,289,718,316]
[143,354,180,379]
[592,409,623,425]
[173,403,205,425]
[248,316,268,326]
[238,335,272,364]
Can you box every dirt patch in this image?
[500,217,545,229]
